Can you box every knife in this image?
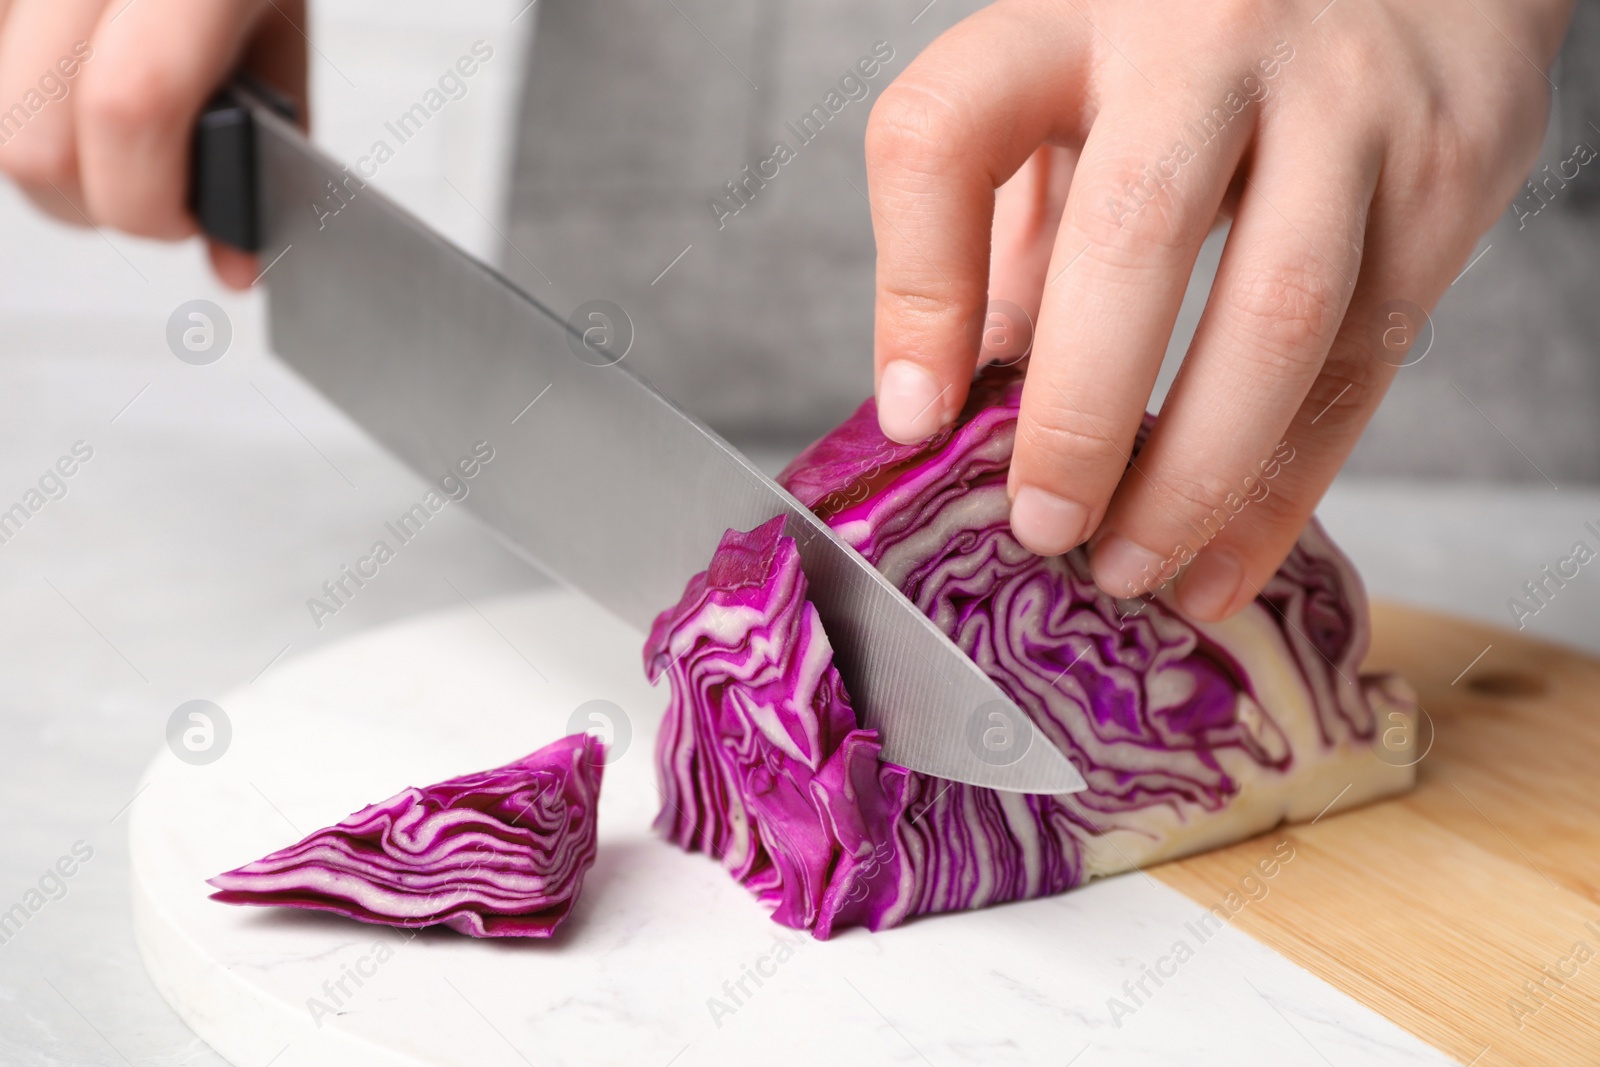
[191,85,1085,794]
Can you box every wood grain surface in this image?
[1155,602,1600,1066]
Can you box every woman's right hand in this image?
[0,0,306,288]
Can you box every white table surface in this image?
[2,18,1597,1063]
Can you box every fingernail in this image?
[1009,487,1089,555]
[878,360,950,443]
[1177,549,1244,621]
[1091,535,1164,599]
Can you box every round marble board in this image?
[130,589,1455,1067]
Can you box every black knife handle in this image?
[189,78,298,253]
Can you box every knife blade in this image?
[194,88,1085,794]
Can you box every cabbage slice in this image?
[646,369,1413,938]
[208,733,604,937]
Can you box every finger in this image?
[204,0,307,286]
[238,0,307,127]
[987,144,1075,337]
[1167,207,1458,622]
[1007,84,1254,556]
[0,0,106,220]
[207,238,257,289]
[866,2,1091,443]
[76,0,268,238]
[1088,144,1375,610]
[1164,333,1393,624]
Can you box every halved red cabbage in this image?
[646,368,1414,938]
[209,734,604,937]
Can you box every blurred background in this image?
[0,0,1595,1061]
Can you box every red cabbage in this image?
[646,368,1413,938]
[208,734,604,937]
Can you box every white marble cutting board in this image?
[129,590,1459,1066]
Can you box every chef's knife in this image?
[192,86,1085,794]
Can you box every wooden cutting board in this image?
[1156,603,1600,1067]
